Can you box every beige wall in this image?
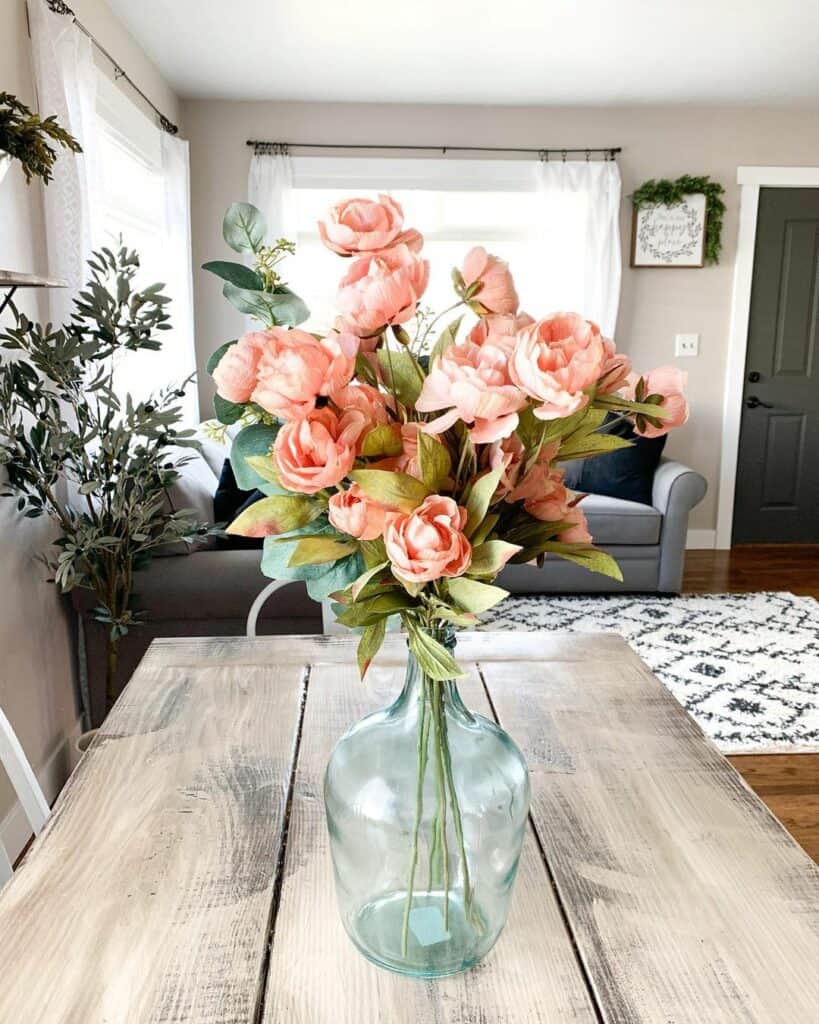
[183,99,819,533]
[0,0,179,848]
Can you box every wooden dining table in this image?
[0,631,817,1022]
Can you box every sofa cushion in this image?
[563,416,666,506]
[580,493,661,545]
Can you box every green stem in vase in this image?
[439,705,474,922]
[402,677,431,958]
[432,681,450,931]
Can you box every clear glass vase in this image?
[324,629,530,977]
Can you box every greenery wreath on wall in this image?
[631,175,726,265]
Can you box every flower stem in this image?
[432,682,450,930]
[401,677,431,957]
[439,704,475,923]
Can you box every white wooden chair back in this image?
[0,708,49,886]
[246,580,297,638]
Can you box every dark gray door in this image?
[733,187,819,543]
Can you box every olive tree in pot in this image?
[0,245,203,730]
[0,91,81,186]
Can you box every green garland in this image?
[631,175,726,265]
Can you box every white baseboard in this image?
[686,529,716,549]
[0,716,83,867]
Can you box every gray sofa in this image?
[72,433,706,724]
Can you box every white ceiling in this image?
[106,0,819,107]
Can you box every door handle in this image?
[746,395,773,409]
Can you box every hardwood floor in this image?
[683,545,819,862]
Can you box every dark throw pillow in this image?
[213,459,265,550]
[562,415,666,506]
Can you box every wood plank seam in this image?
[253,665,312,1024]
[476,662,607,1024]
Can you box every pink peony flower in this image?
[318,194,423,257]
[328,483,391,540]
[395,422,422,478]
[212,332,268,404]
[559,501,592,544]
[509,313,605,420]
[337,245,430,337]
[461,247,519,315]
[251,328,358,421]
[385,495,472,584]
[597,336,632,395]
[487,432,526,498]
[508,454,569,522]
[416,339,528,444]
[329,382,393,436]
[273,407,363,494]
[626,366,689,438]
[468,312,535,355]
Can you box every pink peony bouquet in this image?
[205,195,688,679]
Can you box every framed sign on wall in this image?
[631,193,707,267]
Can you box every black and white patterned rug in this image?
[480,591,819,754]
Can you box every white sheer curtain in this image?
[159,132,198,422]
[248,147,297,241]
[28,0,98,326]
[536,160,622,337]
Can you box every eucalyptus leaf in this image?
[222,202,266,254]
[206,339,237,375]
[230,423,280,490]
[202,260,264,290]
[222,282,310,327]
[214,393,244,425]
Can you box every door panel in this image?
[733,188,819,542]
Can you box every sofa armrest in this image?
[652,459,708,593]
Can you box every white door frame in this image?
[716,166,819,549]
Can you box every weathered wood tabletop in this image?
[1,632,817,1023]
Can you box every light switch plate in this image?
[675,333,699,357]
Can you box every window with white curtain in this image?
[93,74,197,421]
[257,155,621,339]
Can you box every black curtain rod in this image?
[41,1,179,135]
[246,141,621,160]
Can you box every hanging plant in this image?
[0,91,82,185]
[631,175,726,265]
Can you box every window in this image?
[93,74,196,420]
[282,158,593,338]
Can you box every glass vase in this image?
[324,629,530,978]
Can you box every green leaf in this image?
[202,260,263,290]
[336,590,417,627]
[226,495,316,537]
[359,536,388,569]
[417,431,451,492]
[222,202,266,254]
[349,469,430,512]
[447,576,509,614]
[558,431,633,461]
[206,339,237,375]
[222,283,310,327]
[261,524,340,582]
[377,347,425,406]
[230,423,280,490]
[360,424,402,458]
[305,552,365,603]
[357,619,387,678]
[464,469,501,538]
[350,560,390,601]
[468,540,521,577]
[288,536,357,567]
[214,393,244,425]
[595,394,670,420]
[354,353,378,386]
[470,511,499,547]
[541,542,624,582]
[404,618,466,681]
[428,602,478,628]
[428,315,463,365]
